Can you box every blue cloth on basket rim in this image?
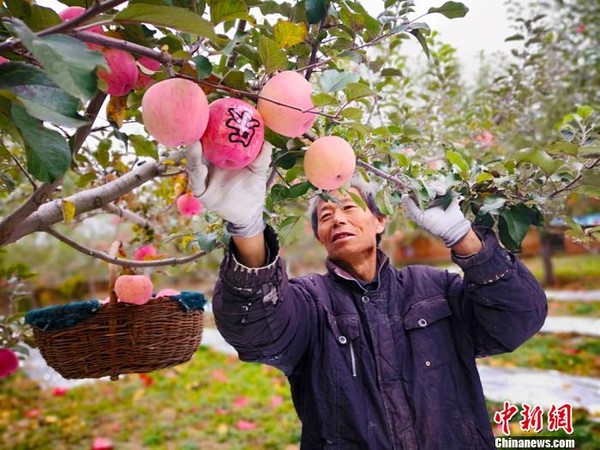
[25,291,207,331]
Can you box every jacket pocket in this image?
[324,312,361,377]
[403,297,453,369]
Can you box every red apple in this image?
[201,98,265,169]
[114,275,153,305]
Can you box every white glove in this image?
[401,186,471,248]
[185,141,272,238]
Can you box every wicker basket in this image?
[25,241,205,380]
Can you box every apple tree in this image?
[0,0,598,349]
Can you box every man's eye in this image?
[344,205,356,210]
[320,214,331,221]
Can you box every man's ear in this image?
[375,215,387,234]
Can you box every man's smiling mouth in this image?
[332,232,354,242]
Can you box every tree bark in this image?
[0,160,167,247]
[540,229,556,286]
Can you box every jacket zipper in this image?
[349,341,357,377]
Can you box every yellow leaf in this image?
[132,388,144,403]
[61,199,76,223]
[273,20,308,49]
[217,423,228,436]
[106,95,128,128]
[44,415,59,423]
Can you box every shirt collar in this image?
[326,249,390,291]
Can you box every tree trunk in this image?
[540,230,556,286]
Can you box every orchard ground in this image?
[1,251,599,449]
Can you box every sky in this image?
[37,0,521,80]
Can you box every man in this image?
[186,142,547,449]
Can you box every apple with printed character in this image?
[201,98,265,169]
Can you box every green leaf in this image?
[288,181,312,198]
[306,0,326,24]
[196,231,218,253]
[340,107,363,120]
[8,20,105,100]
[381,68,402,77]
[347,190,367,211]
[208,0,253,25]
[475,172,493,183]
[193,55,212,79]
[94,138,111,169]
[272,151,298,170]
[0,62,87,128]
[258,35,288,74]
[576,105,593,120]
[115,4,216,40]
[514,148,563,176]
[278,216,303,246]
[410,29,430,60]
[344,82,376,101]
[427,2,469,19]
[446,150,468,172]
[504,34,524,42]
[129,134,158,159]
[312,92,339,107]
[548,142,578,156]
[320,70,359,93]
[11,104,70,183]
[578,145,600,158]
[499,206,530,251]
[375,190,393,216]
[575,184,600,197]
[222,70,247,90]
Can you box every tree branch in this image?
[102,203,152,228]
[0,0,128,52]
[0,153,183,247]
[45,227,219,268]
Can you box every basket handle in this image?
[108,240,122,306]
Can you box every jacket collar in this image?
[326,249,390,292]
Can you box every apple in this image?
[0,348,19,379]
[98,49,138,96]
[257,71,316,137]
[142,78,209,147]
[304,136,356,190]
[114,275,153,305]
[201,98,265,169]
[58,6,104,51]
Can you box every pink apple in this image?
[257,71,317,137]
[134,245,157,261]
[201,98,265,169]
[98,49,138,96]
[135,56,161,90]
[155,288,181,298]
[0,348,19,378]
[114,274,153,305]
[176,192,203,217]
[58,6,104,51]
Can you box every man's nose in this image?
[332,208,347,225]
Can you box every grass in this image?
[521,253,600,290]
[548,300,600,317]
[1,347,301,450]
[2,345,598,450]
[477,333,600,378]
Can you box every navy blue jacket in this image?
[213,226,547,449]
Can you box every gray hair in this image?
[308,175,386,245]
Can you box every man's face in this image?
[316,188,386,263]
